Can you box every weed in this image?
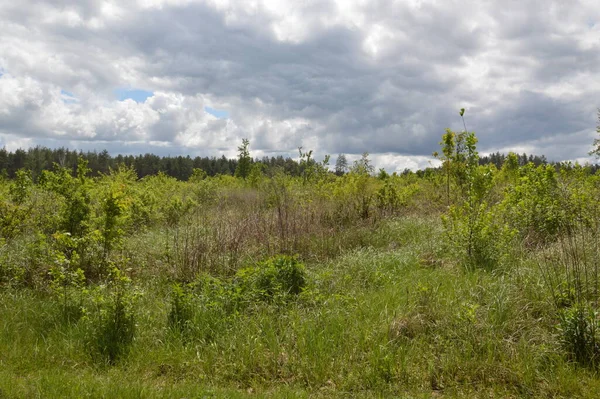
[167,283,194,335]
[236,255,307,303]
[558,304,600,367]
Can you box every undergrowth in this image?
[1,131,600,397]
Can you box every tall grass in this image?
[539,221,600,368]
[2,159,600,397]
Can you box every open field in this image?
[1,137,600,398]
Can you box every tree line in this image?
[0,145,597,181]
[0,146,305,181]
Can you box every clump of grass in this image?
[388,313,428,341]
[236,255,307,302]
[167,283,194,335]
[539,223,600,368]
[559,304,600,367]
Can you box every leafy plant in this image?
[559,304,600,368]
[39,157,92,237]
[236,255,307,303]
[298,147,330,183]
[234,138,252,179]
[85,267,138,365]
[100,188,126,259]
[540,221,600,367]
[48,248,87,323]
[501,163,565,244]
[168,283,195,334]
[0,169,34,240]
[438,122,512,269]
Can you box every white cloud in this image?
[0,0,598,167]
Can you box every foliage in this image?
[189,168,207,183]
[438,127,515,269]
[236,255,307,302]
[375,175,419,216]
[247,162,266,188]
[2,132,600,396]
[167,283,195,334]
[351,152,374,176]
[298,147,330,183]
[85,267,138,365]
[334,153,348,176]
[501,163,565,244]
[559,304,600,368]
[39,158,92,237]
[48,244,87,323]
[234,138,252,179]
[0,169,33,239]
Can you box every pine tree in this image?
[334,153,348,176]
[234,138,251,179]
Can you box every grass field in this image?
[2,215,600,398]
[1,141,600,397]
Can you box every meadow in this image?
[1,130,600,398]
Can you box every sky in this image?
[0,0,599,172]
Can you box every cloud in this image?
[0,0,599,169]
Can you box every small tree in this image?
[298,147,314,182]
[433,129,456,207]
[234,138,251,179]
[40,157,92,238]
[298,147,330,182]
[334,154,348,176]
[351,152,374,175]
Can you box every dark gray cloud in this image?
[0,0,598,172]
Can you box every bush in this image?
[48,252,86,323]
[443,203,516,271]
[168,283,195,334]
[236,255,307,302]
[559,304,600,368]
[501,164,565,245]
[85,268,137,365]
[540,223,600,367]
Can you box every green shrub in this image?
[236,255,307,302]
[443,203,517,270]
[0,233,52,287]
[437,128,514,270]
[168,283,195,334]
[39,158,92,238]
[559,304,600,368]
[0,169,34,240]
[501,163,565,244]
[540,223,600,367]
[48,251,87,323]
[85,268,137,365]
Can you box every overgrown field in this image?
[1,132,600,398]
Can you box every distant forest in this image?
[0,146,597,181]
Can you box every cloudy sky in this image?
[1,0,599,171]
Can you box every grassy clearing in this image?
[1,139,600,397]
[2,216,600,398]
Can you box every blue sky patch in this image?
[204,106,229,119]
[61,89,78,104]
[115,88,153,103]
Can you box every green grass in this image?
[1,217,600,398]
